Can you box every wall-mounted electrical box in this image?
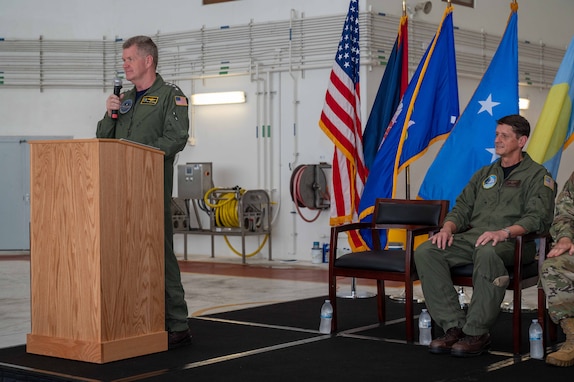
[177,162,214,200]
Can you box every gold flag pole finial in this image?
[402,0,407,17]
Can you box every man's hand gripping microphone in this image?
[111,77,123,120]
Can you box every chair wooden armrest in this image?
[329,222,371,263]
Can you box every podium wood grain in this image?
[27,139,167,363]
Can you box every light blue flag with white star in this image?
[418,6,518,209]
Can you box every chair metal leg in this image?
[336,277,375,299]
[389,284,425,303]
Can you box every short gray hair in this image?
[122,35,158,69]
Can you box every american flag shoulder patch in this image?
[544,175,555,191]
[174,95,188,106]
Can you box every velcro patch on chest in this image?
[503,179,521,187]
[140,96,159,105]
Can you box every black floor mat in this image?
[0,295,568,381]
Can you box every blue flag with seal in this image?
[527,35,574,178]
[363,15,408,170]
[418,3,519,209]
[358,5,459,249]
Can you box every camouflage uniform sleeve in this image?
[550,171,574,242]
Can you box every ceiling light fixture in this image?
[191,91,246,106]
[519,97,530,110]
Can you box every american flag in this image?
[318,0,367,250]
[174,95,188,106]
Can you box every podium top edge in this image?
[27,138,165,155]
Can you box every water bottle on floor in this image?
[319,299,333,334]
[458,286,468,309]
[311,242,322,264]
[419,309,432,345]
[529,318,544,359]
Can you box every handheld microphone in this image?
[111,77,123,120]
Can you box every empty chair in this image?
[328,198,449,342]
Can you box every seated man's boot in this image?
[429,327,465,354]
[451,333,490,357]
[547,318,574,367]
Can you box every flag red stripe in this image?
[318,0,366,251]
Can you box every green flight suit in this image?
[96,74,190,332]
[414,153,556,336]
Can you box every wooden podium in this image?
[27,138,168,363]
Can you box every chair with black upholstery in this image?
[450,232,552,355]
[328,198,449,342]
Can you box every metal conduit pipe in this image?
[0,10,566,90]
[274,70,283,230]
[0,51,553,90]
[288,8,301,259]
[253,61,264,192]
[265,69,272,194]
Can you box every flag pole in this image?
[402,0,411,200]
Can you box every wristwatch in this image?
[502,228,511,240]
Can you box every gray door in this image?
[0,136,71,251]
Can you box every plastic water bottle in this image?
[322,242,330,263]
[529,318,544,359]
[458,287,468,309]
[311,242,322,264]
[419,309,432,345]
[319,299,333,334]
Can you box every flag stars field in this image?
[478,94,501,116]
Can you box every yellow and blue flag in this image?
[358,5,459,249]
[527,35,574,178]
[418,3,519,209]
[362,14,408,170]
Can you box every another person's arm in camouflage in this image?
[548,171,574,258]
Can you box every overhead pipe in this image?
[0,11,564,90]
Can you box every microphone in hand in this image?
[111,77,123,120]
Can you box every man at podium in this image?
[96,35,192,349]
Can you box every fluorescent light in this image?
[519,97,530,110]
[191,91,246,106]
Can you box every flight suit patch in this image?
[544,175,555,191]
[483,175,497,189]
[504,179,521,187]
[141,96,159,105]
[175,95,188,106]
[120,99,133,114]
